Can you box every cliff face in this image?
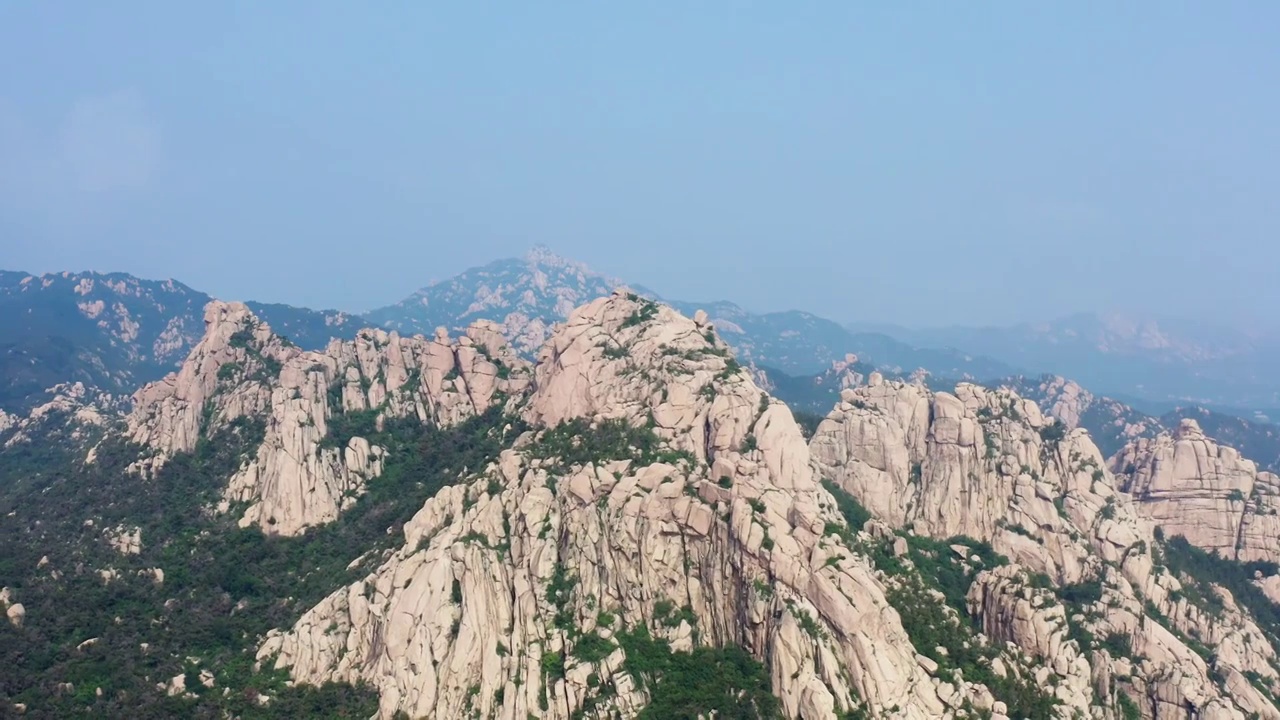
[1112,418,1280,564]
[86,296,1280,718]
[811,375,1280,719]
[126,301,531,535]
[260,293,977,719]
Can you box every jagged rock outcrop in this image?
[4,588,25,629]
[0,382,122,450]
[127,301,299,462]
[127,301,531,535]
[261,292,983,719]
[1001,375,1161,459]
[105,525,143,555]
[812,375,1280,718]
[1112,419,1280,563]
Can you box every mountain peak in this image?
[523,243,575,268]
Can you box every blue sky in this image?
[1,3,1276,329]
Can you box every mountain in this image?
[1,250,1019,416]
[1004,374,1280,475]
[855,312,1280,409]
[810,373,1280,717]
[365,245,647,358]
[371,245,1017,379]
[6,293,1280,717]
[0,271,367,412]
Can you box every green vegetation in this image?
[1117,692,1142,720]
[792,410,823,440]
[823,478,1057,718]
[0,406,522,717]
[1038,421,1067,445]
[621,298,660,329]
[1160,535,1280,643]
[617,626,780,719]
[318,408,381,450]
[529,417,695,475]
[571,631,615,663]
[821,479,870,531]
[228,327,255,348]
[715,357,744,381]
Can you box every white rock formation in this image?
[811,375,1280,718]
[1112,418,1280,563]
[126,301,532,535]
[1,382,122,449]
[260,293,971,719]
[105,525,143,555]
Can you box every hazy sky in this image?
[1,4,1276,329]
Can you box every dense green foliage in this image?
[529,417,695,475]
[1161,535,1280,645]
[0,407,520,718]
[792,410,824,440]
[617,626,780,719]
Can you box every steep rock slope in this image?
[1111,419,1280,564]
[811,375,1280,718]
[126,301,530,535]
[261,293,978,719]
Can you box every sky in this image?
[1,3,1277,330]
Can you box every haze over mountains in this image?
[5,286,1280,718]
[7,245,1279,485]
[3,246,1276,416]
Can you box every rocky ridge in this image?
[1000,375,1160,459]
[260,292,984,719]
[126,301,531,535]
[0,381,123,451]
[1111,419,1280,564]
[8,289,1280,718]
[811,375,1280,718]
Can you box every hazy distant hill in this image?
[0,271,365,411]
[370,245,1016,378]
[853,313,1280,409]
[1001,374,1280,472]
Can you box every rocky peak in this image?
[127,301,300,463]
[1174,417,1205,440]
[260,292,982,719]
[523,243,592,274]
[368,248,642,359]
[126,301,531,535]
[1000,374,1162,459]
[1112,422,1280,563]
[811,377,1280,717]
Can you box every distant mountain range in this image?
[0,271,363,410]
[852,313,1280,410]
[367,245,1015,380]
[3,246,1276,421]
